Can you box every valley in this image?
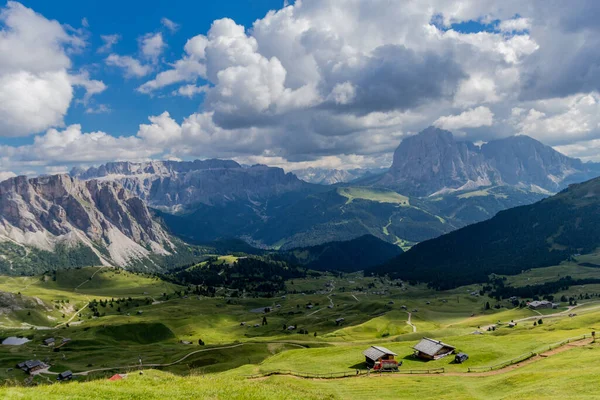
[2,259,600,399]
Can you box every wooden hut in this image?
[363,346,399,371]
[413,337,455,360]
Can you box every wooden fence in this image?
[468,334,590,373]
[246,367,445,379]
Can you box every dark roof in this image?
[20,360,46,370]
[58,370,73,378]
[413,337,455,356]
[363,346,397,361]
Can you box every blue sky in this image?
[1,0,600,179]
[5,0,285,146]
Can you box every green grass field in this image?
[2,266,600,399]
[337,187,410,206]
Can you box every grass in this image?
[337,187,409,206]
[3,266,600,398]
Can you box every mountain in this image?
[281,234,403,272]
[375,126,599,196]
[0,174,174,274]
[370,176,600,289]
[292,167,388,185]
[72,160,310,212]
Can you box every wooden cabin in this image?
[16,360,47,374]
[363,346,399,370]
[413,337,455,360]
[57,370,73,381]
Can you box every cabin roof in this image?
[413,337,455,356]
[363,345,397,361]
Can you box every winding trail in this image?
[405,312,416,333]
[41,343,246,376]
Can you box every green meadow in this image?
[1,266,600,399]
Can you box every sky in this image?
[1,0,600,180]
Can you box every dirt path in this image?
[351,294,360,302]
[405,312,416,333]
[75,266,108,290]
[44,343,247,376]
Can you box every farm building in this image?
[528,300,558,310]
[43,337,55,346]
[363,346,399,371]
[413,337,455,360]
[16,360,48,374]
[57,370,73,381]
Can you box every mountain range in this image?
[1,126,599,274]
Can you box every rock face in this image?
[377,127,599,196]
[0,174,172,267]
[72,160,308,211]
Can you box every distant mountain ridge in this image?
[292,167,388,185]
[72,160,310,212]
[376,127,600,196]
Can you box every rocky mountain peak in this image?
[376,127,600,196]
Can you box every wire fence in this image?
[246,367,445,379]
[468,334,590,372]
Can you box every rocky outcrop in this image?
[0,174,172,267]
[377,127,600,196]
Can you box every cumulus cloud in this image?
[6,0,600,173]
[0,1,103,137]
[140,32,165,62]
[105,54,151,77]
[434,106,494,130]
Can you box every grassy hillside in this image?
[371,177,600,289]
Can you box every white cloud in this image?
[172,84,209,98]
[161,17,179,33]
[499,18,531,32]
[85,104,111,114]
[7,0,600,173]
[98,34,120,53]
[510,93,600,143]
[0,2,103,137]
[140,32,165,62]
[328,82,356,105]
[0,171,16,182]
[434,106,494,130]
[0,71,72,137]
[105,54,151,78]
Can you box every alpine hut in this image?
[413,337,455,360]
[363,346,399,371]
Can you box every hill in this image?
[282,235,403,272]
[369,176,600,289]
